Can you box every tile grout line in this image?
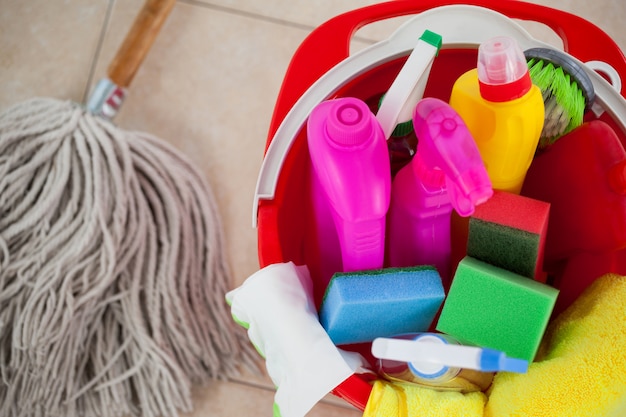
[81,0,116,104]
[176,0,378,45]
[178,0,315,32]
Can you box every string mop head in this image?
[525,47,595,150]
[0,97,260,417]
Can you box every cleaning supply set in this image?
[310,32,548,396]
[243,1,626,416]
[312,32,558,347]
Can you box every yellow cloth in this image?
[364,274,626,417]
[485,273,626,417]
[363,380,486,417]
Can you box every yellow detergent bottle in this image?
[449,36,544,194]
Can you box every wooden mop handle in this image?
[107,0,176,88]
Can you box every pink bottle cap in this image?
[325,99,374,146]
[477,36,532,102]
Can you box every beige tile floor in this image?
[1,0,624,416]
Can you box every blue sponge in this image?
[319,266,445,345]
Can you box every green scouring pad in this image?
[467,190,550,281]
[436,257,559,362]
[525,47,595,150]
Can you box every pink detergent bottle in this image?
[308,97,391,275]
[386,98,492,285]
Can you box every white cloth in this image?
[226,262,363,417]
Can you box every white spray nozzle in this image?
[372,335,528,374]
[376,30,442,139]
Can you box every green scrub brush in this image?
[525,47,595,150]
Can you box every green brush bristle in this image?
[528,58,586,149]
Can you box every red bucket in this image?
[254,0,626,410]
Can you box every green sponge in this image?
[467,191,550,281]
[436,257,559,362]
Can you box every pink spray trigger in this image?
[413,98,493,216]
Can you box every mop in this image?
[0,1,259,416]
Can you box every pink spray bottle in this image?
[307,97,391,282]
[386,97,492,286]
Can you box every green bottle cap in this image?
[391,119,414,137]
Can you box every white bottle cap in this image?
[477,36,527,85]
[406,334,451,379]
[477,36,532,101]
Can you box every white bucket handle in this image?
[585,60,623,117]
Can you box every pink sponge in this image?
[467,191,550,281]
